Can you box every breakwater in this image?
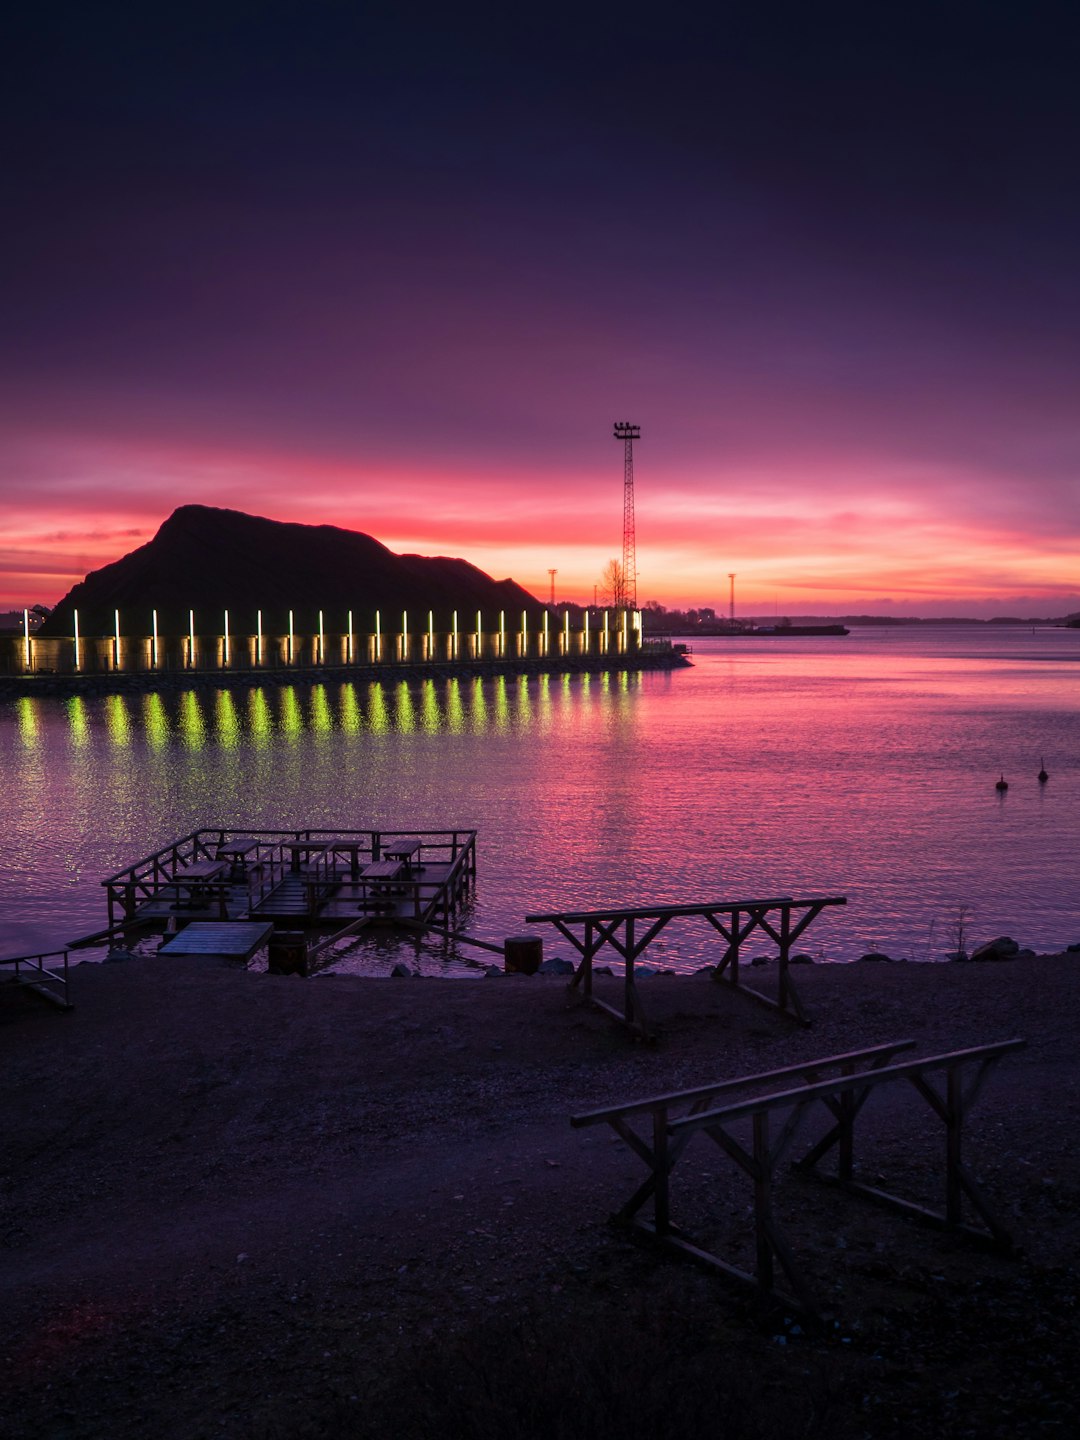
[0,646,688,700]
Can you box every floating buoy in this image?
[1038,758,1049,783]
[996,774,1008,791]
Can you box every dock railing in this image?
[102,826,478,934]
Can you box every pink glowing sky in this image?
[4,3,1080,619]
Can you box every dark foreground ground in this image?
[3,956,1078,1439]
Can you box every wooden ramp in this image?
[250,874,340,920]
[159,922,275,962]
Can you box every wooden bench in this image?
[215,839,258,879]
[362,860,406,882]
[572,1037,1025,1314]
[164,859,229,914]
[284,839,332,872]
[382,838,422,873]
[359,859,406,913]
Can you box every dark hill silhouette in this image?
[40,506,545,637]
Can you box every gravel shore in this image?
[3,956,1078,1439]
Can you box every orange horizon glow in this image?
[2,431,1080,621]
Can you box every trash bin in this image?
[504,935,542,975]
[268,931,308,976]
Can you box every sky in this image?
[3,1,1080,618]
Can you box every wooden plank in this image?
[575,1040,1026,1315]
[159,921,274,960]
[528,895,828,923]
[176,859,227,880]
[571,1041,916,1127]
[361,860,405,880]
[668,1040,1027,1136]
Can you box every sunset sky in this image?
[4,2,1080,618]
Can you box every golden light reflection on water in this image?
[394,682,416,734]
[340,684,361,735]
[280,687,303,740]
[492,676,510,732]
[420,680,440,734]
[446,679,464,733]
[367,683,389,734]
[515,675,533,727]
[16,697,39,746]
[104,695,131,747]
[215,691,240,749]
[249,689,272,746]
[537,674,553,731]
[16,673,636,756]
[143,694,169,750]
[10,633,1080,967]
[470,678,488,732]
[310,685,332,736]
[179,691,205,749]
[67,696,90,746]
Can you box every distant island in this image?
[640,605,1076,635]
[38,505,546,638]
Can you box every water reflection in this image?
[280,687,303,740]
[10,672,648,751]
[368,682,390,734]
[179,691,205,749]
[249,689,272,746]
[492,676,510,732]
[420,680,440,734]
[143,695,169,750]
[394,682,416,734]
[340,684,361,735]
[446,678,464,733]
[215,690,241,749]
[104,695,130,747]
[5,630,1080,966]
[470,678,488,732]
[311,685,332,736]
[67,696,90,746]
[16,696,39,746]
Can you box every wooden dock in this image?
[158,921,275,962]
[93,827,478,962]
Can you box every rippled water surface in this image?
[3,626,1079,971]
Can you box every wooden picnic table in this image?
[216,839,259,878]
[358,859,407,913]
[382,838,422,873]
[283,839,332,872]
[166,859,227,909]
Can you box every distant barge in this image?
[650,624,850,639]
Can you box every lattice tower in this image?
[613,422,640,609]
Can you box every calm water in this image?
[2,626,1079,972]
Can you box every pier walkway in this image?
[92,827,477,954]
